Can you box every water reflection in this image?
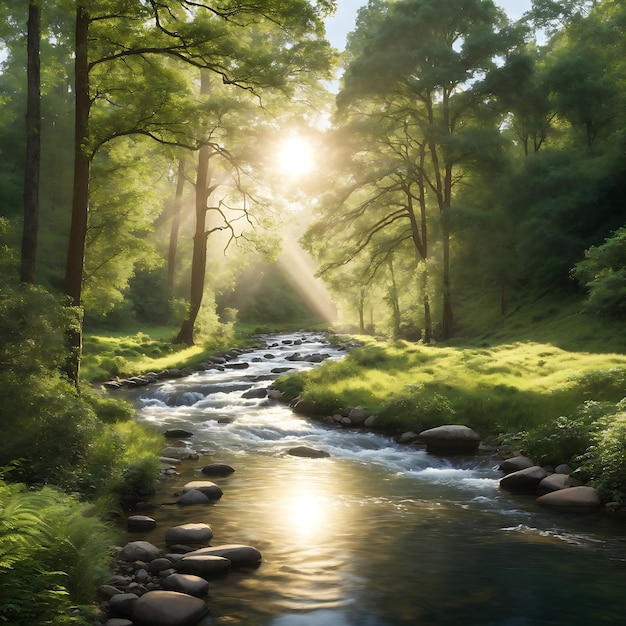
[127,333,626,626]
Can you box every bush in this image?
[0,376,102,488]
[515,400,616,466]
[376,388,456,432]
[83,387,134,423]
[579,399,626,502]
[572,226,626,318]
[0,482,116,625]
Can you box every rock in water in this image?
[200,463,235,477]
[418,425,481,453]
[132,590,208,625]
[162,573,210,597]
[181,481,223,500]
[165,523,213,545]
[118,541,161,562]
[287,446,330,458]
[499,466,548,493]
[190,544,262,566]
[163,428,195,439]
[537,486,601,510]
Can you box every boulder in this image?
[165,523,213,545]
[108,593,139,618]
[181,481,223,500]
[242,388,267,399]
[132,590,208,626]
[164,428,194,439]
[555,463,573,475]
[499,466,548,492]
[499,455,535,473]
[287,446,330,458]
[127,515,157,532]
[118,541,161,563]
[364,415,378,428]
[398,431,419,444]
[418,425,481,453]
[177,489,211,506]
[200,463,235,477]
[538,473,574,493]
[537,486,601,510]
[148,557,174,574]
[176,555,232,577]
[224,362,249,369]
[162,573,210,597]
[347,407,368,425]
[98,584,124,600]
[190,544,262,566]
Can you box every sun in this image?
[275,135,316,179]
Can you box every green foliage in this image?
[0,483,116,625]
[376,387,456,432]
[82,386,134,423]
[224,261,322,325]
[573,226,626,318]
[109,457,159,505]
[272,372,308,401]
[515,397,626,501]
[581,399,626,501]
[128,266,172,325]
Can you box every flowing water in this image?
[123,333,626,626]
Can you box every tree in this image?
[61,0,335,379]
[308,0,517,339]
[20,0,41,284]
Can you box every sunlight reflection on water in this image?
[125,332,626,626]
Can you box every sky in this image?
[325,0,533,51]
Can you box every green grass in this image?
[273,292,626,437]
[82,323,258,382]
[275,338,626,436]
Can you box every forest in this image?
[0,0,625,624]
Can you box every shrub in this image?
[376,388,456,432]
[0,482,116,625]
[572,226,626,318]
[578,399,626,502]
[83,386,134,423]
[515,400,615,466]
[106,456,159,506]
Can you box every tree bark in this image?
[175,144,209,345]
[388,258,401,338]
[175,73,212,345]
[20,1,41,285]
[358,287,366,334]
[63,7,91,384]
[167,158,186,295]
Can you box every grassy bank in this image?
[272,296,626,500]
[82,321,330,382]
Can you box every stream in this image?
[123,332,626,626]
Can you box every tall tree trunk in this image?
[422,275,432,344]
[167,158,186,295]
[358,287,366,334]
[20,1,41,285]
[388,258,401,338]
[63,7,91,384]
[175,144,209,345]
[441,158,454,340]
[175,73,212,345]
